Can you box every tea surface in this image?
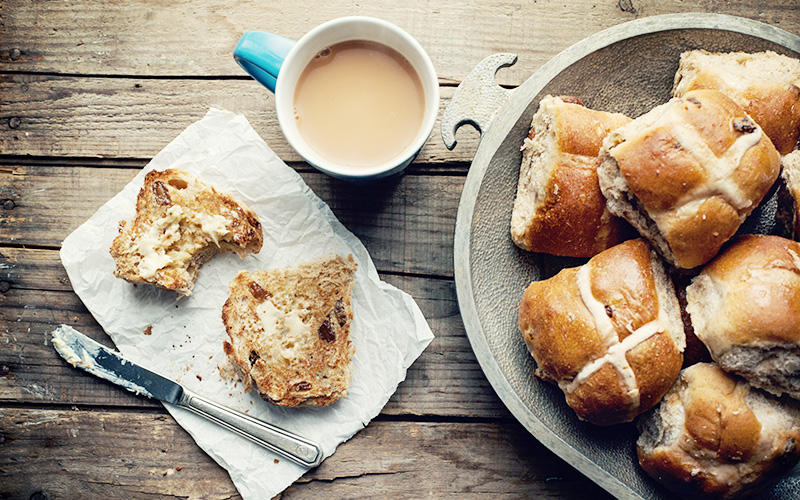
[293,40,425,168]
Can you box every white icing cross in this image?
[561,263,664,411]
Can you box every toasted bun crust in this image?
[782,150,800,238]
[686,235,800,399]
[598,89,781,269]
[221,254,356,407]
[110,169,263,296]
[511,95,633,257]
[637,363,800,500]
[518,239,685,425]
[673,50,800,155]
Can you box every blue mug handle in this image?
[233,31,296,93]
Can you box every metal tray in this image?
[444,13,800,500]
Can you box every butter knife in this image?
[51,324,323,468]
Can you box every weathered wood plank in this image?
[311,173,463,279]
[0,407,241,500]
[0,164,139,245]
[0,255,504,417]
[0,407,615,500]
[0,247,70,292]
[2,0,798,85]
[0,76,480,162]
[0,165,464,278]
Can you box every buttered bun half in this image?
[511,95,633,257]
[637,363,800,500]
[598,89,780,269]
[686,234,800,400]
[519,238,685,425]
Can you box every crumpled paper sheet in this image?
[60,108,435,499]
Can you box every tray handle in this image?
[441,53,518,150]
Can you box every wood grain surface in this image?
[2,0,799,499]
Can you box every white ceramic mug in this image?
[234,16,439,183]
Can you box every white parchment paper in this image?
[60,108,435,499]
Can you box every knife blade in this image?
[51,324,323,468]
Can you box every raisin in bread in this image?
[110,169,263,296]
[221,254,357,407]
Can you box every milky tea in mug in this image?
[292,40,426,168]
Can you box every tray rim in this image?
[453,12,800,500]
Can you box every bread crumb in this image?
[217,358,237,380]
[162,466,182,476]
[143,325,153,336]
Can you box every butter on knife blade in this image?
[52,324,158,397]
[51,324,324,468]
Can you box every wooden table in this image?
[2,2,798,498]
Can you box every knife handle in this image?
[179,390,324,468]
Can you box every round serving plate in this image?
[452,13,800,500]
